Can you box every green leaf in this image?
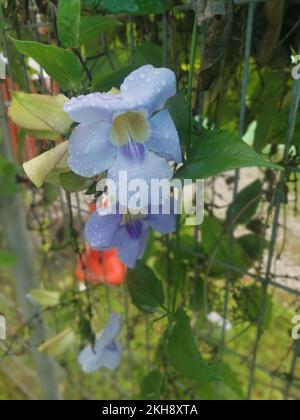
[92,65,138,92]
[57,0,81,48]
[60,171,92,193]
[252,69,286,152]
[166,309,220,383]
[127,262,165,313]
[79,16,121,45]
[200,362,244,400]
[201,216,250,280]
[42,183,61,206]
[177,129,281,180]
[238,234,268,262]
[227,180,263,225]
[0,251,17,268]
[268,106,300,148]
[135,42,163,67]
[99,0,171,15]
[166,91,188,147]
[12,39,82,90]
[30,289,60,307]
[8,92,72,140]
[234,285,273,329]
[141,370,163,400]
[38,328,76,356]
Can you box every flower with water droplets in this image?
[78,313,122,373]
[64,65,182,184]
[85,203,177,268]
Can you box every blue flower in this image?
[64,65,182,182]
[85,205,177,268]
[78,313,122,373]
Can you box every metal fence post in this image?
[0,82,61,400]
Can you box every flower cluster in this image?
[64,65,182,268]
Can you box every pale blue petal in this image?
[107,149,173,211]
[101,340,122,370]
[95,313,122,351]
[68,121,117,177]
[78,313,122,373]
[113,226,148,268]
[121,65,176,115]
[147,110,182,163]
[85,212,122,249]
[78,344,103,373]
[145,213,177,234]
[64,93,129,124]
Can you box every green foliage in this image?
[41,183,61,206]
[38,329,76,356]
[92,65,138,92]
[57,0,81,49]
[199,362,244,400]
[140,370,164,400]
[268,106,300,147]
[12,39,83,90]
[98,0,171,15]
[201,216,250,279]
[127,262,165,313]
[166,91,188,148]
[60,171,92,193]
[135,42,163,67]
[252,69,286,152]
[227,180,263,225]
[234,285,273,329]
[177,130,281,180]
[238,234,268,262]
[80,16,121,45]
[30,289,60,307]
[166,309,220,383]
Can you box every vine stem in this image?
[73,48,92,85]
[186,17,198,159]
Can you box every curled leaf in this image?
[38,329,76,357]
[8,92,72,140]
[23,142,69,188]
[30,289,60,307]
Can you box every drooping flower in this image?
[78,313,122,373]
[63,65,182,184]
[75,248,127,286]
[85,205,177,268]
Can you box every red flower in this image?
[75,248,127,286]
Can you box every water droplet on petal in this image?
[84,143,93,154]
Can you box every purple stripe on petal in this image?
[125,217,144,239]
[121,142,145,162]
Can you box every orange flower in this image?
[75,248,127,286]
